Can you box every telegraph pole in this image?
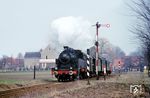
[93,22,110,80]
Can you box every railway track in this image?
[0,82,62,98]
[0,74,116,98]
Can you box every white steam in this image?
[50,16,94,51]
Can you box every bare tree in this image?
[129,0,150,70]
[98,38,125,62]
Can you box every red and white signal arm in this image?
[118,61,121,65]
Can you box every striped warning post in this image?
[87,55,90,77]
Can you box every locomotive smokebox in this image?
[59,52,70,64]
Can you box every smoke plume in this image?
[50,16,94,52]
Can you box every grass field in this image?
[0,71,55,84]
[0,71,56,91]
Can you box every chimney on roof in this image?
[40,49,43,52]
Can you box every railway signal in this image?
[118,61,121,68]
[118,61,121,76]
[103,65,106,80]
[93,22,110,80]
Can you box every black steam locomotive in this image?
[52,46,112,81]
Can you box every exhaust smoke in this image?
[50,16,94,52]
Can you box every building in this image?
[24,52,41,69]
[0,56,24,70]
[24,44,58,70]
[41,44,58,59]
[39,44,58,69]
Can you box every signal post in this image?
[118,61,121,76]
[93,22,110,80]
[103,65,107,80]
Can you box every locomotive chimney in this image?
[64,46,69,49]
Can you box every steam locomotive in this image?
[52,46,112,81]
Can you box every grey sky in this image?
[0,0,137,57]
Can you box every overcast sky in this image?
[0,0,138,57]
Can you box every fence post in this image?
[33,65,36,79]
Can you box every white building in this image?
[24,52,41,69]
[40,44,58,69]
[24,44,58,69]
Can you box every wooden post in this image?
[33,65,36,79]
[87,76,90,85]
